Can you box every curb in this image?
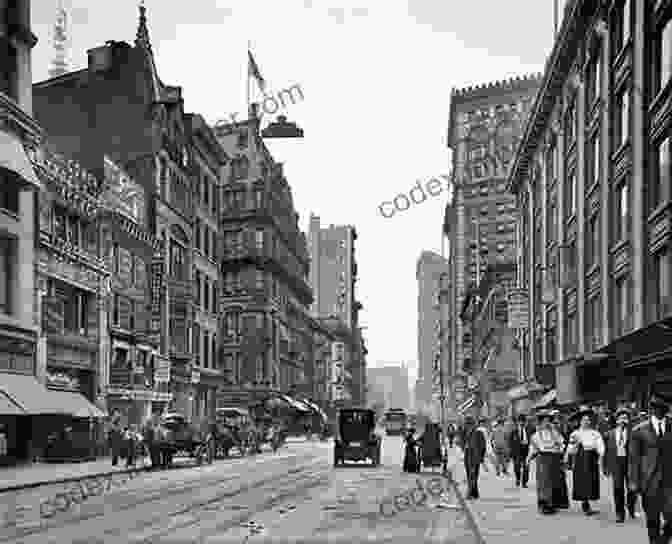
[0,459,206,496]
[439,468,486,544]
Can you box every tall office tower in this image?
[367,363,410,413]
[308,213,366,405]
[308,214,358,329]
[416,251,449,415]
[445,75,541,374]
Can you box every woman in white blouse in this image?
[564,406,605,516]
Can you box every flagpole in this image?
[246,40,251,116]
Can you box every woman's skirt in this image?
[551,453,569,508]
[535,453,555,505]
[571,448,599,501]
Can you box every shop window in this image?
[0,175,19,215]
[0,236,15,315]
[0,39,19,101]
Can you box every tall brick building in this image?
[213,107,314,406]
[445,75,542,398]
[31,5,212,418]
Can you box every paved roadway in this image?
[0,434,650,543]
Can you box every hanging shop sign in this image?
[191,368,201,384]
[150,255,163,336]
[507,288,529,329]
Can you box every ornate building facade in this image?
[185,113,228,420]
[0,0,44,464]
[101,156,167,425]
[508,0,672,409]
[445,75,541,412]
[31,5,215,419]
[213,106,314,406]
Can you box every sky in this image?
[31,0,564,386]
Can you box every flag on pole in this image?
[248,50,266,92]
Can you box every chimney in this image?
[87,43,113,72]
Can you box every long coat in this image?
[603,426,631,476]
[628,419,672,510]
[463,426,486,468]
[507,424,535,459]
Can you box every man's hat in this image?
[536,409,554,422]
[615,405,631,418]
[649,393,671,411]
[517,413,527,421]
[464,415,475,424]
[571,405,595,420]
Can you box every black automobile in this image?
[333,408,381,467]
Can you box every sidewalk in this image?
[439,449,647,543]
[0,457,152,492]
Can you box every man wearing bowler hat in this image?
[508,413,534,488]
[603,405,637,523]
[629,393,672,543]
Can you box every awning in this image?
[47,390,107,418]
[281,395,311,413]
[0,374,63,414]
[0,131,41,189]
[534,389,557,409]
[0,391,24,416]
[457,395,476,414]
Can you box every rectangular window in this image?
[564,310,576,355]
[650,251,668,321]
[652,136,670,213]
[203,331,209,369]
[255,229,264,251]
[255,270,264,289]
[586,213,600,268]
[195,270,201,307]
[204,278,210,313]
[193,323,201,360]
[565,99,576,145]
[614,88,629,148]
[211,281,217,312]
[656,18,672,95]
[587,48,602,107]
[614,275,631,336]
[0,237,14,314]
[587,133,600,187]
[194,220,201,251]
[548,202,557,243]
[0,39,19,100]
[614,180,630,242]
[0,176,19,215]
[587,295,602,349]
[565,170,576,218]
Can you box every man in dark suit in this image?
[629,393,672,544]
[508,414,534,487]
[462,415,486,500]
[603,406,636,523]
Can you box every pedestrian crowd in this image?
[452,392,672,544]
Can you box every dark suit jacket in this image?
[603,426,631,476]
[628,418,672,506]
[507,424,535,458]
[463,426,486,466]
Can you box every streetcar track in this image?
[0,452,321,543]
[130,463,331,543]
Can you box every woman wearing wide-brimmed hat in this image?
[565,405,604,516]
[527,409,565,514]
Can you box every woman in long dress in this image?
[527,409,565,514]
[564,406,604,516]
[550,411,569,509]
[402,427,420,473]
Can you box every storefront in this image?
[577,318,672,409]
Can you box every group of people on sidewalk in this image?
[108,412,171,470]
[457,392,672,544]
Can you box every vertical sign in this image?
[150,254,163,336]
